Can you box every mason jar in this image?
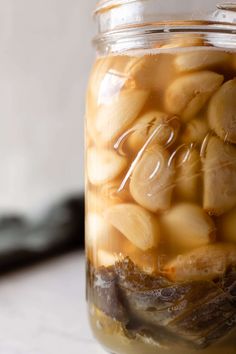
[85,1,236,353]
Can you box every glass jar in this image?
[85,1,236,353]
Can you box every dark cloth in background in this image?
[0,195,84,274]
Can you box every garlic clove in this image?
[104,203,160,251]
[165,71,224,122]
[208,79,236,144]
[181,117,209,144]
[87,147,127,186]
[175,50,230,73]
[160,203,215,254]
[175,148,202,203]
[203,137,236,216]
[95,89,149,144]
[128,110,180,153]
[164,243,236,282]
[130,146,174,212]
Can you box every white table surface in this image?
[0,251,106,354]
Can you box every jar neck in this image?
[93,0,236,55]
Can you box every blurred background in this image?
[0,1,102,353]
[0,0,98,270]
[0,0,96,213]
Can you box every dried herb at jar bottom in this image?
[87,258,236,349]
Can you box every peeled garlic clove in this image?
[86,212,106,247]
[88,56,131,104]
[95,89,149,144]
[86,113,103,148]
[124,57,150,87]
[161,35,204,49]
[175,148,202,202]
[88,56,158,102]
[130,146,174,212]
[87,190,114,213]
[203,137,236,216]
[86,212,123,250]
[105,56,153,90]
[86,212,130,269]
[164,243,236,282]
[87,58,111,109]
[87,190,106,213]
[104,203,160,251]
[165,71,224,122]
[97,250,119,267]
[128,111,180,152]
[87,57,143,144]
[208,79,236,144]
[88,57,114,102]
[86,180,131,215]
[91,56,165,93]
[218,208,236,244]
[175,50,230,73]
[181,117,209,144]
[100,179,132,205]
[125,55,175,91]
[160,203,215,254]
[87,148,127,186]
